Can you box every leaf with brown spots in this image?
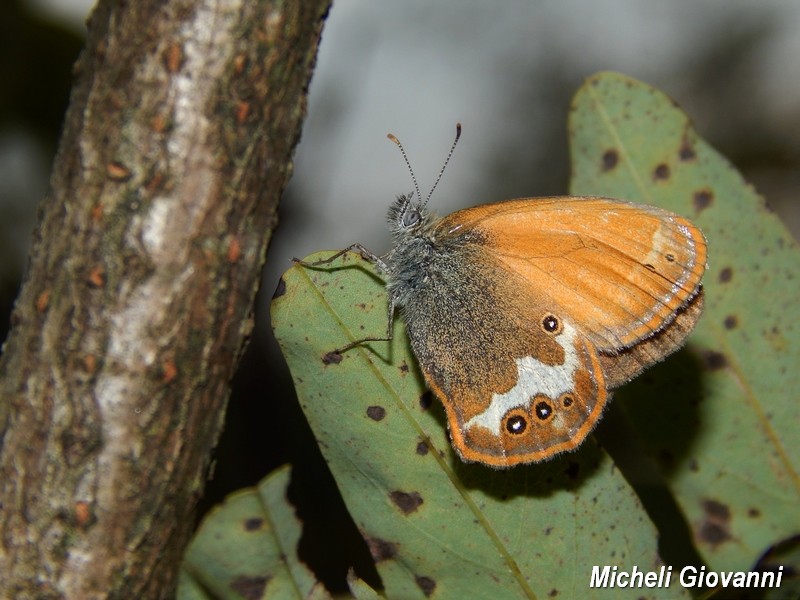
[572,71,800,576]
[178,466,326,598]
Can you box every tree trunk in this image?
[0,0,330,596]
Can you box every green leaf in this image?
[178,465,330,600]
[570,71,800,573]
[272,252,686,599]
[348,570,383,599]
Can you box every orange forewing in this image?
[438,197,706,350]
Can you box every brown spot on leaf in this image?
[723,315,738,330]
[322,351,343,365]
[679,138,696,161]
[719,267,733,283]
[704,499,730,519]
[601,149,619,171]
[549,589,559,597]
[230,575,270,600]
[399,362,409,373]
[653,163,671,180]
[244,517,263,531]
[748,508,761,518]
[415,575,436,597]
[416,440,429,456]
[366,406,386,421]
[365,535,398,562]
[273,278,286,298]
[390,490,423,515]
[699,521,730,546]
[693,188,714,212]
[698,499,731,547]
[701,350,728,371]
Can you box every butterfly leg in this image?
[330,294,397,355]
[293,243,388,272]
[294,244,395,356]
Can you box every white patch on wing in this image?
[464,322,580,436]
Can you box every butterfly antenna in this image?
[387,132,422,205]
[425,122,461,207]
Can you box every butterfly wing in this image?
[398,196,704,466]
[398,232,609,467]
[432,318,609,468]
[439,196,707,352]
[404,196,706,466]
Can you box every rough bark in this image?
[0,0,330,596]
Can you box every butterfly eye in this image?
[534,400,553,421]
[402,208,421,228]
[505,414,528,435]
[541,314,562,335]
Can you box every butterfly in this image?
[308,124,706,467]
